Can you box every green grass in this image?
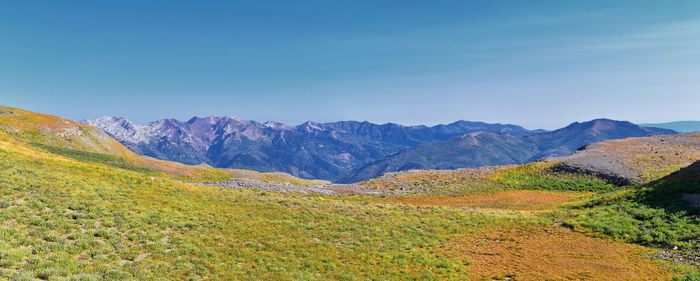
[569,192,699,249]
[363,162,616,196]
[1,130,542,280]
[491,163,617,192]
[498,163,699,255]
[674,271,700,281]
[1,106,697,279]
[564,160,700,251]
[563,187,699,281]
[31,143,158,175]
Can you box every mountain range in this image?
[641,121,700,133]
[342,119,676,182]
[86,117,675,182]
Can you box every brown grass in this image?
[393,190,585,211]
[448,226,672,281]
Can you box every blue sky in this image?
[1,0,699,129]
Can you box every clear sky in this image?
[1,0,699,129]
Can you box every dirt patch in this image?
[393,190,583,211]
[447,227,672,281]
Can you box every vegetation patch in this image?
[392,190,585,211]
[490,162,617,192]
[362,162,616,196]
[446,226,672,281]
[567,161,700,253]
[0,106,696,279]
[32,143,158,174]
[571,195,699,250]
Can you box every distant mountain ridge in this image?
[86,117,534,181]
[341,119,675,182]
[86,116,675,183]
[642,121,700,133]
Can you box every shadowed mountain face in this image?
[339,132,540,183]
[86,117,533,181]
[87,117,674,183]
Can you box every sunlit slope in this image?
[0,105,128,155]
[0,105,327,184]
[361,161,617,196]
[554,133,700,185]
[0,109,523,280]
[363,133,700,195]
[0,105,230,181]
[564,161,700,270]
[0,106,678,280]
[361,155,699,279]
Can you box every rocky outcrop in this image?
[553,134,700,186]
[551,162,636,186]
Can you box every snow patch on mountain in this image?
[84,117,157,144]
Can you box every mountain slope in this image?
[0,106,128,156]
[346,119,676,183]
[89,114,676,183]
[0,105,685,279]
[0,105,325,184]
[526,118,676,160]
[87,117,533,181]
[340,132,540,183]
[643,160,700,213]
[554,133,700,185]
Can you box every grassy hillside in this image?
[364,156,700,280]
[361,161,617,195]
[554,133,700,185]
[0,105,325,184]
[564,163,700,276]
[0,105,694,280]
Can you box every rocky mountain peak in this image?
[297,121,325,133]
[85,116,674,183]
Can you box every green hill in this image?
[642,160,700,214]
[0,105,694,280]
[565,161,700,274]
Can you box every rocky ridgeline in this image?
[87,116,677,183]
[85,116,533,182]
[203,178,379,196]
[553,133,700,185]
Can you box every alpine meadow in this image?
[2,1,700,280]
